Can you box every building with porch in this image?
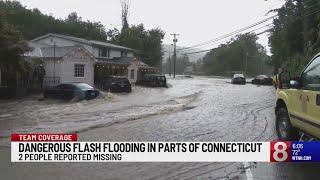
[95,57,158,84]
[27,33,158,86]
[26,43,96,86]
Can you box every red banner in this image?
[270,141,291,162]
[11,133,77,141]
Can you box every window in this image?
[74,64,85,77]
[57,84,67,90]
[57,84,75,90]
[302,56,320,91]
[130,69,135,79]
[99,47,109,58]
[121,51,127,57]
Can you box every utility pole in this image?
[168,44,173,77]
[53,41,56,85]
[171,33,179,78]
[261,58,264,74]
[244,52,248,76]
[168,48,171,77]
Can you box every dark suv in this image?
[102,76,132,93]
[231,74,246,84]
[137,74,168,88]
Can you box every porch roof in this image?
[95,57,149,66]
[95,57,133,66]
[95,57,158,72]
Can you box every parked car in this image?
[43,83,99,101]
[252,75,273,85]
[137,74,168,88]
[184,75,193,78]
[102,76,132,93]
[231,74,246,84]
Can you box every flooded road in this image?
[1,76,320,179]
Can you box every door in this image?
[279,71,303,119]
[298,55,320,137]
[60,84,74,100]
[66,84,76,99]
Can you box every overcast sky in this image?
[17,0,285,53]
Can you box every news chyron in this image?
[11,134,320,162]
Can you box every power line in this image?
[177,14,277,52]
[179,24,273,54]
[180,29,270,55]
[178,24,273,55]
[178,1,320,53]
[179,7,320,55]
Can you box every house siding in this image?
[44,60,62,77]
[60,57,94,86]
[43,50,94,86]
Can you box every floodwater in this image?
[1,76,320,179]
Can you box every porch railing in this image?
[43,76,60,88]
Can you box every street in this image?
[1,76,320,179]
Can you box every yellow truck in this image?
[276,53,320,140]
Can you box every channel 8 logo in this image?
[270,141,291,162]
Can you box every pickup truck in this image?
[276,53,320,140]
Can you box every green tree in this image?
[269,0,320,75]
[0,11,31,86]
[115,25,164,67]
[0,11,30,70]
[0,1,108,41]
[108,0,165,67]
[202,33,270,76]
[0,0,165,68]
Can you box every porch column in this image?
[134,68,138,83]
